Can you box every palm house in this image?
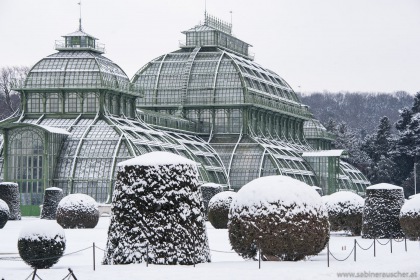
[0,14,369,215]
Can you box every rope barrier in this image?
[94,245,106,252]
[356,240,375,250]
[328,247,354,262]
[376,239,391,246]
[209,249,237,254]
[0,246,92,262]
[393,238,405,243]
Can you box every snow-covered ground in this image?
[1,217,419,280]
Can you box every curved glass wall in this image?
[304,119,335,150]
[338,161,370,196]
[210,134,317,190]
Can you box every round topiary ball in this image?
[56,194,99,229]
[399,195,420,241]
[0,182,21,220]
[199,183,223,220]
[18,220,66,269]
[208,191,236,229]
[362,183,405,239]
[323,191,364,235]
[0,199,10,229]
[229,175,330,261]
[41,187,64,220]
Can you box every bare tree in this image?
[0,66,30,119]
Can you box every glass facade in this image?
[0,17,370,215]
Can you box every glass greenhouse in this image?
[0,14,370,215]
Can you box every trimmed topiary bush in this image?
[199,183,223,220]
[56,194,99,229]
[323,191,364,235]
[0,199,10,229]
[103,151,210,265]
[208,191,236,229]
[399,195,420,241]
[228,175,330,261]
[41,187,63,220]
[0,182,21,220]
[362,183,405,239]
[18,220,66,269]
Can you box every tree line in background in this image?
[0,66,29,120]
[302,91,419,197]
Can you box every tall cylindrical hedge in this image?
[229,175,330,261]
[41,187,63,220]
[0,182,21,220]
[399,195,420,241]
[199,183,223,220]
[103,151,210,265]
[362,183,405,239]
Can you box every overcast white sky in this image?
[0,0,419,94]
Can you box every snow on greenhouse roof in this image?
[367,183,402,190]
[233,175,322,210]
[37,125,70,135]
[117,151,197,167]
[19,220,65,241]
[301,150,345,157]
[63,29,98,39]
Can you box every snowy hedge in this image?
[18,220,66,269]
[208,191,236,229]
[199,183,223,220]
[228,175,330,261]
[41,187,63,220]
[0,199,10,229]
[0,182,21,220]
[323,191,364,235]
[362,183,405,239]
[399,195,420,241]
[103,151,211,265]
[56,194,99,229]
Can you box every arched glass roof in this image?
[21,51,139,95]
[210,134,317,190]
[338,161,370,196]
[132,49,310,118]
[14,113,227,203]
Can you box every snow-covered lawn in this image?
[1,217,419,279]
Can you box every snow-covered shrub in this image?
[362,183,405,239]
[103,151,210,265]
[0,182,21,220]
[208,191,236,229]
[18,220,66,269]
[56,194,99,229]
[41,187,63,220]
[199,183,223,220]
[0,199,10,229]
[323,191,364,235]
[228,175,330,261]
[399,195,420,240]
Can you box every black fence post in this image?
[93,242,96,271]
[374,239,376,257]
[193,235,196,268]
[258,247,261,269]
[32,269,37,280]
[405,237,407,252]
[327,242,330,267]
[146,243,149,267]
[390,238,393,253]
[354,239,356,262]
